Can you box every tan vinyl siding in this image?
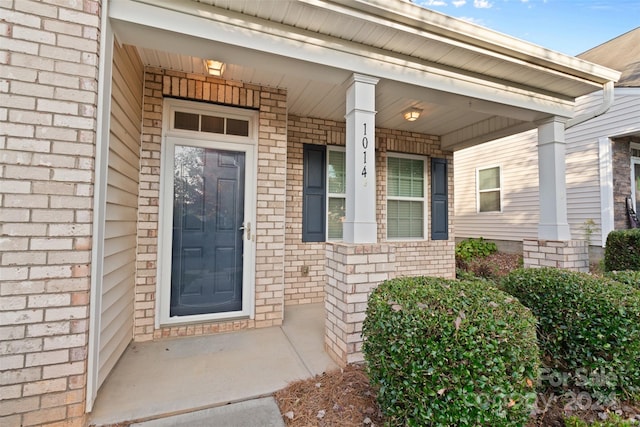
[455,89,640,247]
[97,42,144,388]
[566,89,640,245]
[454,129,539,242]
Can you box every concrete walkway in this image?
[89,303,337,426]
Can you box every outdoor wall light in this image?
[403,107,422,121]
[204,59,226,76]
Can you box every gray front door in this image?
[170,145,245,316]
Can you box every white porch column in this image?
[537,117,571,241]
[344,73,379,243]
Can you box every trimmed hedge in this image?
[605,270,640,289]
[604,229,640,271]
[501,268,640,399]
[362,277,539,426]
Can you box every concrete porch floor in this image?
[89,303,338,426]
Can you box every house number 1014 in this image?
[361,123,368,178]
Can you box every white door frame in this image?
[157,99,257,326]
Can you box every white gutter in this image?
[566,81,615,129]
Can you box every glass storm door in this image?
[170,145,245,316]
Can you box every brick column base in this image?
[325,243,395,366]
[523,239,589,272]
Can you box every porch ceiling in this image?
[110,0,620,151]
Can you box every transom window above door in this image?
[173,111,250,137]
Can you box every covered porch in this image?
[89,304,334,426]
[87,0,619,418]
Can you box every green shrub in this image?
[455,237,498,262]
[604,229,640,271]
[362,277,539,426]
[605,270,640,289]
[501,268,640,399]
[565,413,638,427]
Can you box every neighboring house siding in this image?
[454,89,640,247]
[566,90,640,244]
[0,2,100,426]
[97,42,143,389]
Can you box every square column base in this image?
[523,239,589,272]
[324,243,395,366]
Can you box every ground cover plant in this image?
[455,237,498,262]
[605,270,640,289]
[362,276,539,426]
[455,238,521,280]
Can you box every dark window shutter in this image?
[431,157,448,240]
[302,144,326,242]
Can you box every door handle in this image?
[239,222,251,240]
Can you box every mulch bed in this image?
[275,365,640,426]
[274,364,384,426]
[274,253,640,426]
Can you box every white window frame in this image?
[632,142,640,211]
[476,165,503,213]
[326,146,346,241]
[385,152,428,241]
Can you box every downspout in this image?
[564,80,615,250]
[566,81,615,129]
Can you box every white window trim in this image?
[157,98,258,327]
[476,165,503,213]
[167,98,255,140]
[632,142,640,212]
[598,137,614,247]
[386,152,428,241]
[327,145,346,241]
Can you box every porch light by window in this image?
[403,107,422,122]
[204,59,225,77]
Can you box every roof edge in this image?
[327,0,621,85]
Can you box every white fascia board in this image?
[114,0,575,117]
[328,0,621,85]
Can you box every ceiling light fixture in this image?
[204,59,226,77]
[403,107,422,122]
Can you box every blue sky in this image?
[415,0,640,55]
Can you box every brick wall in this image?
[285,117,345,304]
[325,243,395,365]
[523,239,589,272]
[612,136,637,229]
[135,69,288,341]
[0,1,101,426]
[284,119,455,305]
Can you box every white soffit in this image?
[112,0,621,149]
